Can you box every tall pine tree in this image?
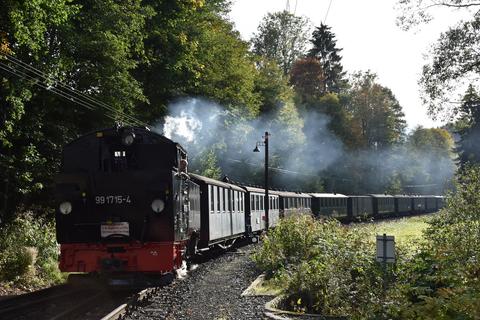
[308,23,346,94]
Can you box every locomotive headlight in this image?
[151,199,165,213]
[121,131,135,146]
[59,201,72,215]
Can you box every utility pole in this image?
[253,132,270,230]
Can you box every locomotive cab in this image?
[55,126,199,275]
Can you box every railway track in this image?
[101,287,158,320]
[0,283,137,320]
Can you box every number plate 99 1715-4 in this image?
[95,195,131,205]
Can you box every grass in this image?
[351,214,433,245]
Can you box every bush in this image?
[0,213,64,286]
[386,165,480,318]
[1,246,35,282]
[253,214,385,318]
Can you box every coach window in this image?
[209,185,213,213]
[223,189,227,212]
[221,189,225,212]
[239,192,242,211]
[214,186,218,213]
[240,193,244,211]
[238,192,242,212]
[233,191,237,212]
[216,187,220,213]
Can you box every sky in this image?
[228,0,474,130]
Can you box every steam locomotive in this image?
[55,126,443,279]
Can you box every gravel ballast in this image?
[125,244,270,320]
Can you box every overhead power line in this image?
[0,52,150,128]
[323,0,334,24]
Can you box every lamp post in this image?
[253,132,270,230]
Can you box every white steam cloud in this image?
[156,97,455,194]
[163,111,202,143]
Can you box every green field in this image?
[351,214,434,244]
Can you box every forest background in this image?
[0,0,478,223]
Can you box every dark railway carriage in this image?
[275,191,312,217]
[435,196,445,210]
[310,193,348,219]
[425,195,437,213]
[55,126,199,274]
[189,174,246,248]
[394,195,413,214]
[242,186,280,233]
[370,194,395,217]
[412,195,426,213]
[347,196,374,219]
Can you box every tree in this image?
[396,0,480,118]
[456,85,480,166]
[190,16,260,117]
[406,126,456,194]
[251,11,312,75]
[254,58,293,115]
[308,23,346,93]
[0,0,152,221]
[396,0,480,31]
[347,72,406,149]
[137,0,260,120]
[289,57,325,102]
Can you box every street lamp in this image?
[253,131,270,230]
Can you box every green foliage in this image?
[251,11,312,75]
[401,126,456,194]
[1,246,34,282]
[192,16,260,117]
[254,58,293,115]
[456,85,480,166]
[396,1,480,118]
[253,215,384,317]
[347,71,406,149]
[0,213,63,285]
[290,57,325,102]
[0,0,153,221]
[197,148,222,180]
[385,165,480,318]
